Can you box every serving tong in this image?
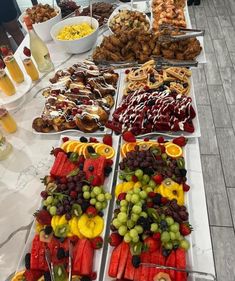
[158,23,205,42]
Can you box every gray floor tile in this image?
[213,39,232,67]
[208,16,224,39]
[192,66,210,105]
[211,227,235,281]
[201,155,233,226]
[216,6,229,16]
[227,0,235,15]
[198,105,219,154]
[208,85,232,127]
[219,67,235,104]
[195,7,209,29]
[223,27,235,52]
[229,52,235,66]
[218,15,233,27]
[204,34,215,53]
[213,0,226,7]
[228,105,235,130]
[231,15,235,27]
[204,53,222,85]
[227,188,235,227]
[216,128,235,187]
[204,1,218,17]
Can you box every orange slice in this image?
[165,143,183,158]
[125,142,137,153]
[61,140,73,151]
[95,144,115,159]
[73,142,84,153]
[77,143,87,155]
[83,143,95,159]
[121,143,128,158]
[66,141,81,152]
[11,271,25,281]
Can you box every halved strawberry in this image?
[103,135,112,147]
[123,131,136,142]
[91,236,103,249]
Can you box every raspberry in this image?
[159,145,166,153]
[23,46,31,57]
[62,137,69,142]
[132,175,138,182]
[157,136,165,143]
[144,137,150,141]
[90,137,98,143]
[147,202,154,208]
[103,135,112,146]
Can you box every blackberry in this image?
[132,255,141,268]
[42,205,47,210]
[152,193,162,205]
[159,220,168,231]
[57,247,65,260]
[24,253,31,270]
[80,136,88,143]
[99,126,105,131]
[81,277,91,281]
[162,248,171,257]
[104,166,112,175]
[87,146,95,154]
[143,167,154,175]
[44,225,53,235]
[79,163,84,170]
[88,165,94,172]
[98,211,104,217]
[183,82,188,88]
[137,217,150,231]
[44,272,51,281]
[180,168,187,177]
[81,201,90,212]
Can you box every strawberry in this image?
[161,197,168,205]
[23,46,31,57]
[117,192,126,201]
[159,145,166,153]
[34,209,52,225]
[132,175,138,182]
[103,135,113,146]
[70,191,77,199]
[86,206,97,217]
[0,46,9,57]
[122,131,136,142]
[183,183,190,192]
[91,236,103,249]
[91,272,97,280]
[24,269,43,281]
[90,137,98,143]
[50,147,64,157]
[90,175,102,186]
[152,232,161,240]
[180,223,192,236]
[157,136,165,143]
[108,233,123,247]
[62,136,69,143]
[173,136,187,147]
[152,174,163,184]
[105,159,113,167]
[0,59,5,69]
[144,237,159,253]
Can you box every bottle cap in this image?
[24,15,33,30]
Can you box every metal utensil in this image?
[153,57,198,68]
[68,240,73,281]
[89,0,93,26]
[45,247,55,281]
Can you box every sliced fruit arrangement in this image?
[12,135,116,281]
[106,133,191,281]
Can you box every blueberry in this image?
[44,225,53,235]
[147,99,155,106]
[80,136,88,143]
[132,255,141,268]
[44,272,51,281]
[160,220,168,231]
[162,248,171,257]
[152,193,162,205]
[87,146,95,154]
[24,253,31,270]
[183,82,188,88]
[57,247,65,260]
[79,163,84,170]
[88,165,94,172]
[180,168,187,177]
[104,166,112,175]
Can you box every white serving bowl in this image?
[19,6,61,42]
[50,16,99,54]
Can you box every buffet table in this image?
[0,3,215,281]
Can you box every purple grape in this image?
[65,213,72,220]
[40,191,48,199]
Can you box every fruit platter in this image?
[32,60,120,135]
[106,60,201,138]
[14,134,118,281]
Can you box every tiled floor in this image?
[189,0,235,280]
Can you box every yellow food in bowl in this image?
[56,23,94,40]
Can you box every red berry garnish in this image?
[62,137,69,142]
[105,159,113,167]
[23,46,31,57]
[147,202,154,208]
[0,46,9,57]
[183,183,190,192]
[91,272,97,280]
[103,135,112,146]
[152,174,163,184]
[125,69,130,74]
[173,136,188,147]
[118,192,126,201]
[161,197,168,204]
[157,136,165,143]
[132,175,138,182]
[159,145,166,153]
[90,137,98,143]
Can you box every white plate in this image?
[112,69,201,138]
[15,134,119,281]
[0,73,32,106]
[102,137,216,281]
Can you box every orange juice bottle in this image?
[0,69,16,96]
[23,57,39,81]
[0,107,17,133]
[3,55,24,83]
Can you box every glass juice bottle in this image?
[0,69,16,96]
[3,54,24,83]
[22,56,39,81]
[0,107,17,133]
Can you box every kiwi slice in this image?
[72,204,82,217]
[53,265,68,281]
[162,178,173,187]
[54,224,69,238]
[130,241,143,255]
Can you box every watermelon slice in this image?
[124,251,135,280]
[80,239,94,276]
[73,239,87,274]
[50,152,67,176]
[149,249,166,281]
[140,252,150,281]
[83,156,106,184]
[117,242,129,279]
[165,250,176,281]
[30,235,40,270]
[108,243,122,278]
[175,248,187,281]
[133,265,141,281]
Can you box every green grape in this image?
[131,213,139,222]
[180,239,190,250]
[178,235,184,241]
[131,194,140,204]
[129,229,138,238]
[127,219,135,229]
[105,193,112,200]
[164,242,173,250]
[93,186,101,195]
[95,202,102,211]
[49,206,57,216]
[143,174,150,183]
[128,190,134,195]
[135,225,144,234]
[139,190,147,199]
[119,174,125,180]
[160,214,166,220]
[117,212,128,223]
[118,225,128,236]
[97,194,105,202]
[90,198,96,205]
[151,223,159,232]
[162,153,168,160]
[140,212,147,218]
[146,187,153,193]
[132,205,142,214]
[132,236,139,243]
[135,169,143,179]
[90,191,95,198]
[83,191,90,199]
[133,187,141,194]
[135,202,142,207]
[169,232,176,241]
[161,231,170,243]
[166,216,174,226]
[120,206,127,213]
[113,218,122,228]
[120,200,128,207]
[47,205,51,211]
[124,233,132,243]
[126,175,133,182]
[170,223,179,233]
[53,198,59,205]
[126,194,132,202]
[43,200,48,206]
[46,196,53,204]
[102,201,108,209]
[175,231,181,240]
[148,180,156,188]
[82,185,90,192]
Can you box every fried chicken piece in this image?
[161,49,175,59]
